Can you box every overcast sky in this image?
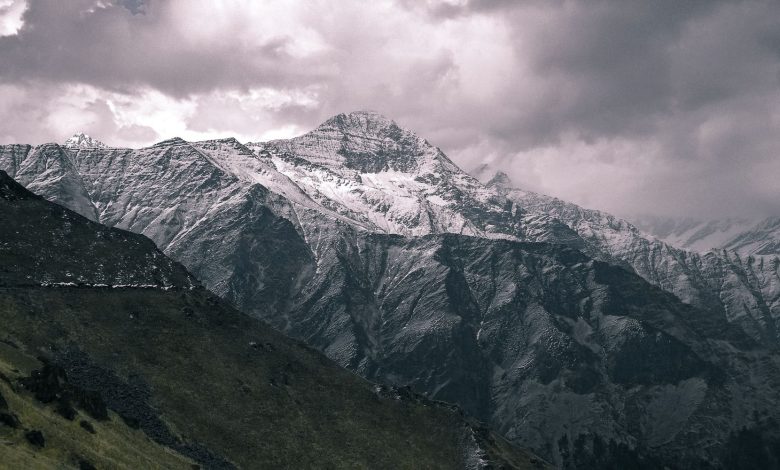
[1,0,779,218]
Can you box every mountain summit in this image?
[323,110,398,132]
[63,132,107,149]
[253,110,456,175]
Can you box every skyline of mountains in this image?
[2,111,779,468]
[53,127,780,258]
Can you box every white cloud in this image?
[0,82,319,147]
[0,0,26,36]
[498,134,663,216]
[166,0,330,58]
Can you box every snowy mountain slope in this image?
[247,111,527,240]
[260,227,780,468]
[722,217,780,255]
[630,215,759,252]
[2,112,780,467]
[628,214,780,257]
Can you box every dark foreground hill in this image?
[0,170,546,469]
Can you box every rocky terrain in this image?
[2,112,779,467]
[0,170,545,469]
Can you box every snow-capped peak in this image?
[64,133,107,149]
[254,110,454,176]
[313,110,425,150]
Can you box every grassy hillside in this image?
[0,342,196,469]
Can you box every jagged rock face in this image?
[261,111,431,173]
[2,112,780,467]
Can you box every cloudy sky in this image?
[1,0,779,218]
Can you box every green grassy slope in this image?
[0,342,197,470]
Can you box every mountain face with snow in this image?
[63,132,108,149]
[722,217,780,255]
[2,112,780,468]
[630,215,757,253]
[245,111,526,240]
[629,215,780,257]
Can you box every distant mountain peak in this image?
[63,132,107,149]
[487,171,512,188]
[261,110,451,174]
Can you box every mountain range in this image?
[1,111,779,468]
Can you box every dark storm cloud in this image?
[0,0,779,217]
[443,0,747,144]
[411,0,780,217]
